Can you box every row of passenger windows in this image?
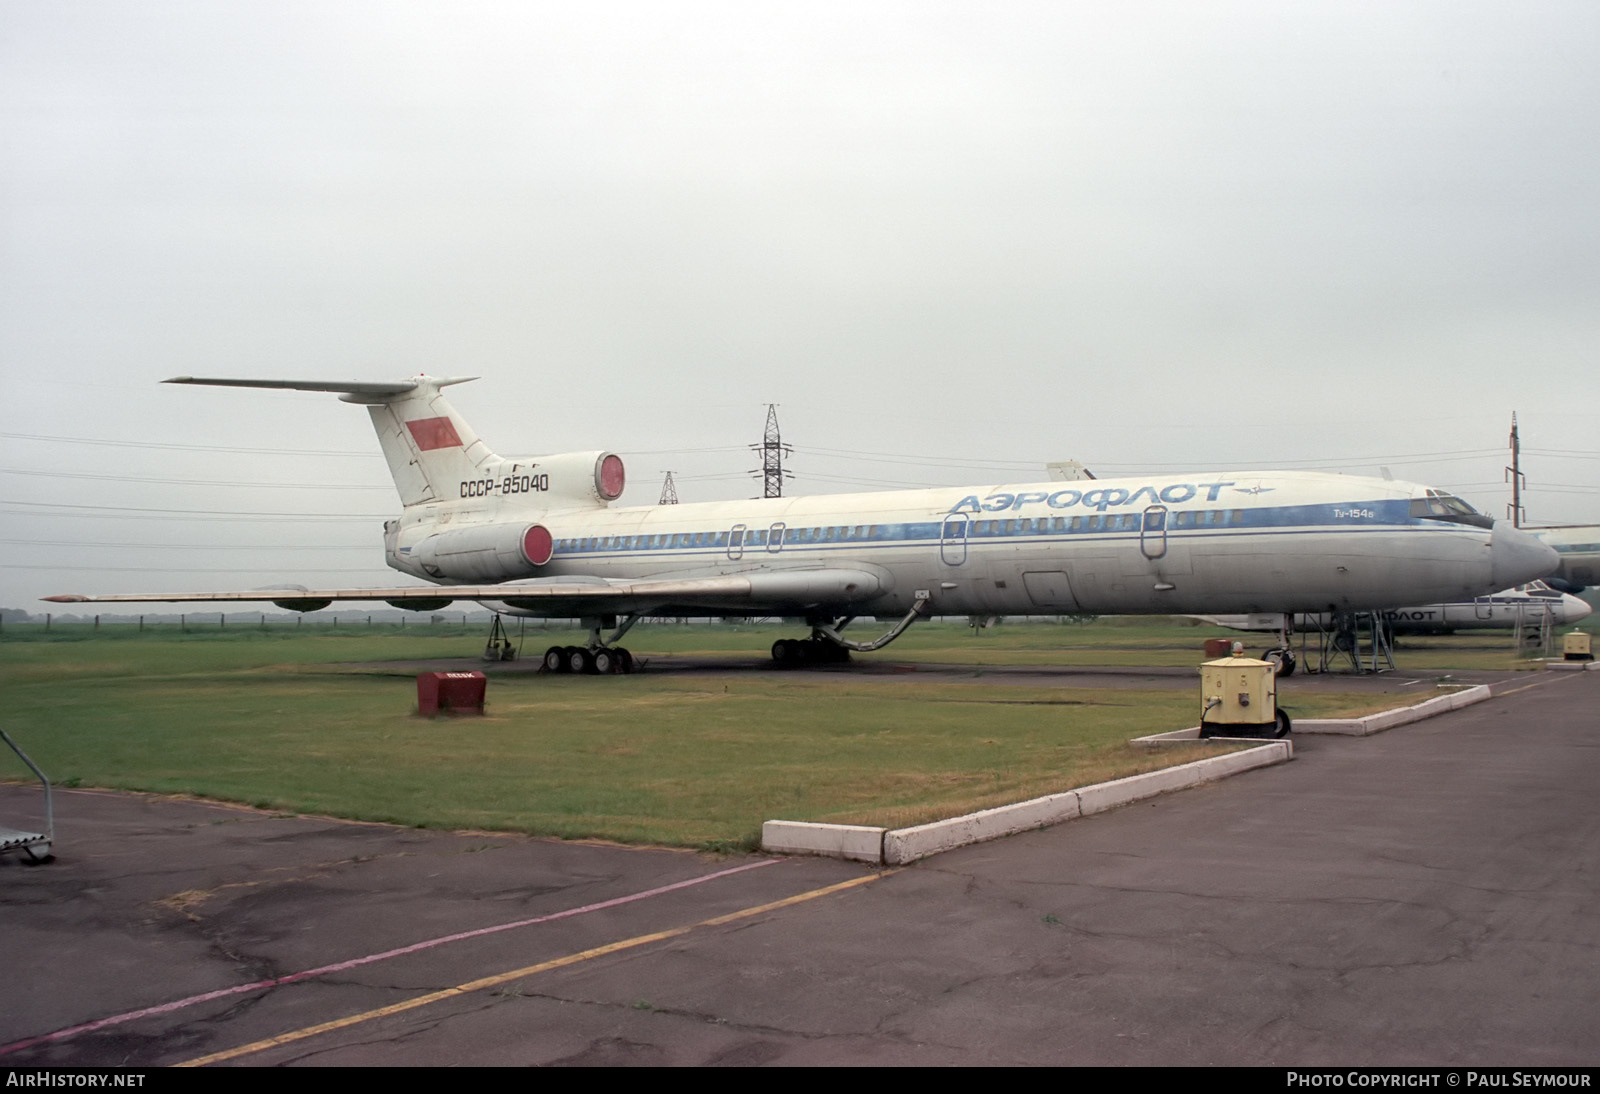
[955,511,1245,536]
[555,510,1249,553]
[557,526,880,552]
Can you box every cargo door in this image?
[1022,571,1079,610]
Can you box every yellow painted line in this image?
[176,870,895,1067]
[1495,676,1565,698]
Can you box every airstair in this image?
[1514,601,1555,656]
[1302,611,1395,674]
[1,730,53,865]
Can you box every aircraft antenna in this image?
[658,471,679,505]
[750,403,793,499]
[1504,411,1525,527]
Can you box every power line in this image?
[2,499,387,521]
[0,431,377,457]
[0,468,389,490]
[3,564,385,573]
[0,539,370,551]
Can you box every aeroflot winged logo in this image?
[948,482,1237,514]
[406,416,463,451]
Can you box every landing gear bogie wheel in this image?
[566,646,595,675]
[1263,648,1297,677]
[543,646,568,673]
[593,648,620,675]
[810,639,849,663]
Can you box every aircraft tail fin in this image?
[165,375,494,507]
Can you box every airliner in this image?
[44,375,1559,674]
[1197,580,1592,637]
[1526,525,1600,594]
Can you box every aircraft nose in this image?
[1561,594,1594,624]
[1491,522,1560,588]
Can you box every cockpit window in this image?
[1409,490,1494,529]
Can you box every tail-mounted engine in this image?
[408,522,556,583]
[458,450,625,507]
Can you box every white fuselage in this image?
[1529,525,1600,592]
[383,469,1544,620]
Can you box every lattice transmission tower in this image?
[749,403,793,498]
[658,471,679,505]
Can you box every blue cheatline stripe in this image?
[549,503,1476,562]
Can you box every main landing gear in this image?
[769,595,931,669]
[542,614,641,675]
[771,637,851,666]
[543,644,636,675]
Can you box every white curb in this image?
[763,741,1292,866]
[1295,684,1491,735]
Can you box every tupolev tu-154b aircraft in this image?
[45,375,1559,675]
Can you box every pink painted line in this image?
[1,857,781,1057]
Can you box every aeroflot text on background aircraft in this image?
[43,375,1560,674]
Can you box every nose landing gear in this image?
[1262,648,1297,677]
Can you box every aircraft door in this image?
[940,513,969,566]
[768,522,786,554]
[727,524,746,561]
[1140,506,1168,560]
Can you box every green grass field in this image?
[0,617,1565,848]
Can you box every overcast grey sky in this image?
[3,1,1597,607]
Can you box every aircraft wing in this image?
[43,568,889,616]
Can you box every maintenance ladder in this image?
[1,729,53,865]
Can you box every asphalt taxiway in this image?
[2,668,1594,1066]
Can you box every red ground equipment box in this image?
[417,671,487,716]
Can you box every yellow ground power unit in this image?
[1563,631,1594,662]
[1200,646,1291,738]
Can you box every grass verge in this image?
[0,620,1529,847]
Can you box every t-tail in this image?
[163,375,626,511]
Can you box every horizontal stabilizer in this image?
[164,376,479,405]
[164,377,423,397]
